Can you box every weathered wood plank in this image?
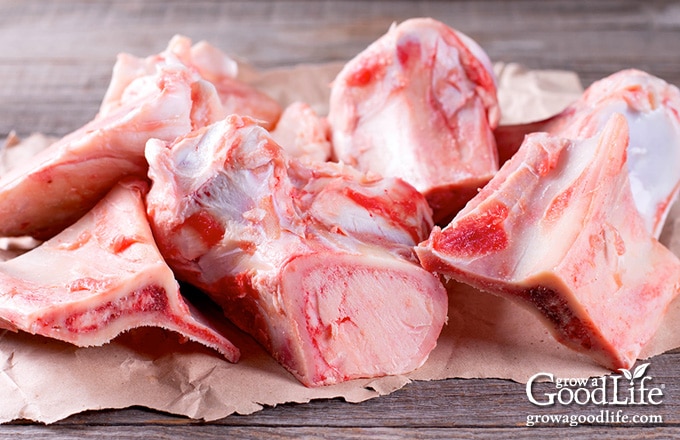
[1,0,679,137]
[0,425,677,440]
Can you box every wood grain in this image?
[3,425,680,440]
[1,0,680,136]
[1,0,679,438]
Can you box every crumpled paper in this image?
[1,61,678,424]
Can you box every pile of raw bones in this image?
[0,18,678,387]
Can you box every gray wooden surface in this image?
[1,0,680,438]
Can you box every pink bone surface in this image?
[0,178,239,362]
[101,35,282,130]
[146,115,447,386]
[495,69,680,238]
[270,101,332,163]
[0,55,225,239]
[327,17,500,225]
[417,114,680,370]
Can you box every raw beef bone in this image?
[0,50,226,239]
[0,178,240,362]
[328,17,500,225]
[417,114,680,371]
[0,132,56,176]
[145,115,447,386]
[101,35,282,130]
[270,101,332,163]
[494,69,680,238]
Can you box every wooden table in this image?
[1,1,679,438]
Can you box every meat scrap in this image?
[270,101,332,163]
[417,114,680,370]
[146,115,447,386]
[495,69,680,238]
[328,17,500,225]
[0,179,240,362]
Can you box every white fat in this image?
[175,124,224,179]
[625,107,680,236]
[579,102,680,237]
